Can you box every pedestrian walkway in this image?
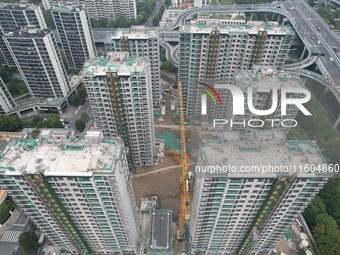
[0,230,22,242]
[0,209,19,235]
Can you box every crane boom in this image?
[177,82,190,241]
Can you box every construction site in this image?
[132,76,199,254]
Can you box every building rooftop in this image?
[105,26,158,43]
[0,129,122,175]
[151,210,171,252]
[181,20,294,36]
[82,52,148,76]
[198,12,246,23]
[228,66,305,91]
[52,4,85,13]
[198,130,329,177]
[4,27,51,38]
[0,3,38,10]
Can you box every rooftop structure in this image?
[191,130,331,254]
[46,0,137,22]
[105,26,161,106]
[0,130,116,175]
[83,52,147,75]
[149,210,172,255]
[0,129,140,254]
[198,12,246,25]
[198,131,326,175]
[181,20,294,35]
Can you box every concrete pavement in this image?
[0,209,20,235]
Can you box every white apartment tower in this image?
[222,66,307,135]
[46,0,137,21]
[0,129,140,255]
[105,26,161,106]
[178,20,294,116]
[191,130,330,254]
[3,28,70,98]
[52,5,96,69]
[0,77,16,114]
[82,53,155,167]
[0,3,47,67]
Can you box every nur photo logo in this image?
[199,82,223,115]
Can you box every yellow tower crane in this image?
[177,82,191,241]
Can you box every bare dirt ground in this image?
[132,157,182,218]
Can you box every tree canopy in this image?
[0,115,23,132]
[75,119,86,132]
[80,112,89,123]
[18,231,39,253]
[290,93,340,254]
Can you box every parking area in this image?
[60,99,94,134]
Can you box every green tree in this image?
[45,114,63,128]
[313,214,340,255]
[75,119,86,132]
[98,18,108,28]
[0,116,23,132]
[0,200,14,224]
[72,95,82,107]
[78,84,87,100]
[18,231,39,254]
[161,60,177,73]
[28,220,37,232]
[80,112,89,123]
[0,65,16,83]
[319,178,340,227]
[303,196,327,228]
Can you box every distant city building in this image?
[221,66,307,134]
[0,3,47,67]
[105,26,161,106]
[3,27,70,98]
[178,20,294,116]
[52,5,96,69]
[0,129,140,254]
[82,52,156,167]
[46,0,137,22]
[0,77,16,114]
[191,130,330,254]
[194,0,210,8]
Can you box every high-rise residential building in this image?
[0,129,140,255]
[82,52,155,167]
[178,20,294,116]
[46,0,137,22]
[52,5,96,70]
[220,66,307,134]
[105,26,161,106]
[191,130,330,254]
[3,27,70,98]
[0,3,47,67]
[0,77,16,114]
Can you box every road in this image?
[145,0,166,27]
[60,99,93,134]
[0,210,30,255]
[282,0,340,89]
